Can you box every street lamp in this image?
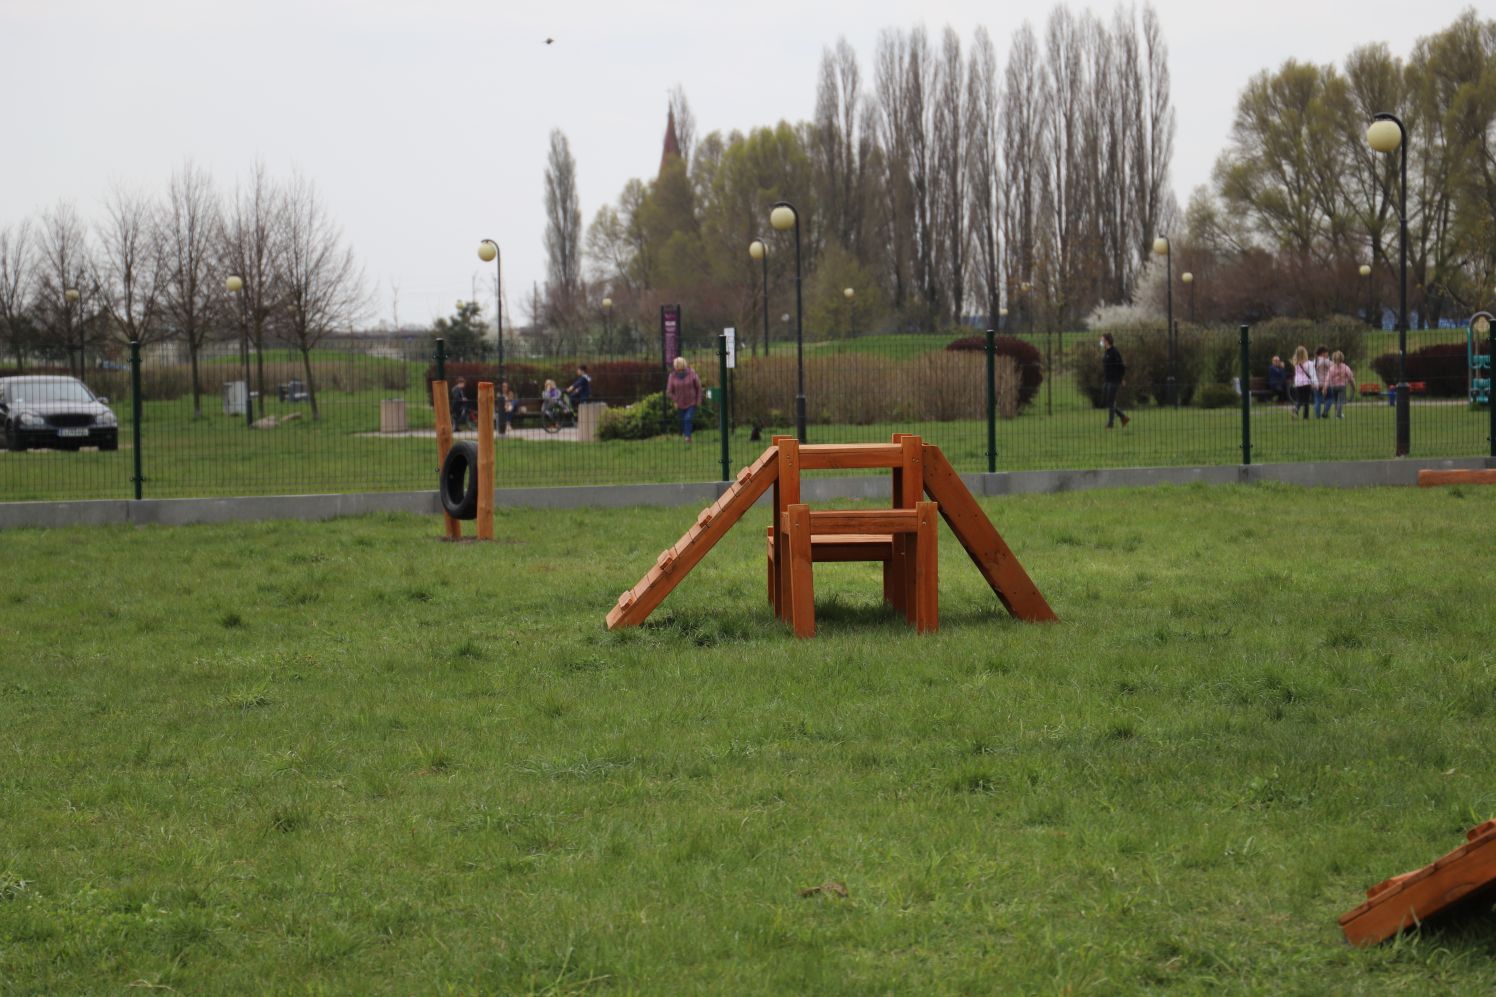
[1182,271,1195,325]
[63,288,80,378]
[225,275,253,429]
[1367,113,1409,455]
[1359,263,1374,328]
[748,238,769,358]
[1154,236,1176,406]
[770,201,805,442]
[843,286,855,338]
[601,296,612,350]
[477,239,504,391]
[998,307,1008,333]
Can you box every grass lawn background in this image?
[3,484,1496,992]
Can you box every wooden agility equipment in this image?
[606,434,1055,636]
[1417,468,1496,487]
[1339,819,1496,946]
[430,378,495,541]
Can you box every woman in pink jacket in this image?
[1323,350,1356,419]
[665,356,703,441]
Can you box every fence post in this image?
[129,339,143,499]
[1239,324,1252,467]
[985,327,997,473]
[718,332,731,482]
[434,337,446,384]
[1489,319,1495,459]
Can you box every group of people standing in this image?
[1268,347,1357,419]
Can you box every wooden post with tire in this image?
[476,382,495,540]
[432,379,462,540]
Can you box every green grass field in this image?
[3,484,1496,992]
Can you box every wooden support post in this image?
[914,500,939,633]
[775,437,800,622]
[476,382,495,540]
[431,379,461,540]
[786,503,815,638]
[888,434,909,613]
[896,434,923,623]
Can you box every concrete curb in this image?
[2,456,1492,530]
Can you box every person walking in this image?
[665,356,703,442]
[1290,345,1317,421]
[1312,346,1333,418]
[565,365,592,408]
[450,376,472,430]
[1324,350,1356,419]
[1100,333,1129,429]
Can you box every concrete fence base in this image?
[2,456,1493,530]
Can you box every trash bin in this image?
[577,401,608,442]
[379,398,408,433]
[223,381,249,416]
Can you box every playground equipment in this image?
[1417,469,1496,487]
[1470,312,1492,406]
[1339,818,1496,945]
[606,434,1055,637]
[431,379,494,541]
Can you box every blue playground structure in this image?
[1471,314,1492,406]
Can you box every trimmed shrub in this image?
[1242,316,1369,379]
[1074,327,1214,408]
[1370,343,1474,398]
[599,390,717,440]
[1195,383,1239,409]
[944,335,1043,408]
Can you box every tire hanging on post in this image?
[440,440,480,520]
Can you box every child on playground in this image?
[1323,351,1356,419]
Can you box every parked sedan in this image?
[0,375,118,451]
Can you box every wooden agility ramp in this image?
[606,435,1055,634]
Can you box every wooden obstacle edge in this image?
[1339,819,1496,946]
[1418,469,1496,488]
[431,379,495,541]
[605,439,1055,632]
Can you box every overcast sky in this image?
[0,0,1478,328]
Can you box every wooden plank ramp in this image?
[920,443,1057,622]
[1339,819,1496,946]
[606,445,780,630]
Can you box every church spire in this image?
[660,106,682,176]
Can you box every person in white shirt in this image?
[1291,345,1317,421]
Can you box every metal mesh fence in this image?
[2,324,1491,503]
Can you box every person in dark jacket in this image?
[565,365,592,407]
[1266,355,1289,403]
[1100,334,1129,428]
[450,376,472,429]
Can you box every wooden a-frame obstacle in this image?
[606,434,1055,636]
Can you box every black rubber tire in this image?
[5,425,22,452]
[440,441,480,520]
[100,440,118,452]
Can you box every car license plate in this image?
[57,428,88,437]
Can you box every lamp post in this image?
[770,201,806,442]
[843,287,855,338]
[477,239,504,389]
[63,287,80,379]
[225,275,253,429]
[1182,271,1195,325]
[998,307,1008,333]
[749,238,769,358]
[1154,236,1176,406]
[1359,263,1374,328]
[601,296,612,351]
[1368,114,1410,456]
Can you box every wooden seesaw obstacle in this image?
[606,434,1056,637]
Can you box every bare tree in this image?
[966,27,1003,327]
[95,184,166,349]
[932,26,969,322]
[160,161,225,418]
[38,202,101,375]
[275,172,364,421]
[222,162,283,416]
[543,129,583,326]
[0,219,37,367]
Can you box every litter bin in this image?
[380,398,408,433]
[576,401,608,442]
[223,380,249,416]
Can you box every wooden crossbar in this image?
[800,509,922,535]
[797,443,904,470]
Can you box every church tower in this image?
[660,107,682,176]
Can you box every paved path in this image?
[360,427,582,442]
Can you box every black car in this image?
[1,375,119,451]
